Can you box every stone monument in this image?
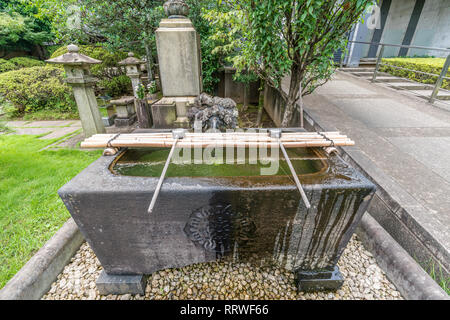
[118,52,143,98]
[153,0,202,128]
[46,44,105,137]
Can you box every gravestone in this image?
[153,0,202,127]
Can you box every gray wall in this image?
[348,0,450,60]
[408,0,450,57]
[380,0,417,57]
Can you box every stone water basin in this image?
[59,143,375,291]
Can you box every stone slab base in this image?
[114,114,136,127]
[102,115,116,127]
[151,102,176,128]
[295,266,344,292]
[96,270,146,295]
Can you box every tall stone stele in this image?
[46,44,105,137]
[153,0,202,128]
[157,0,202,97]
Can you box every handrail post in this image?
[372,44,385,83]
[430,54,450,104]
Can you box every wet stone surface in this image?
[42,235,403,300]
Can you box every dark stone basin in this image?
[59,143,375,292]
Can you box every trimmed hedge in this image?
[0,57,44,73]
[9,57,45,69]
[380,58,449,90]
[0,66,76,117]
[99,75,131,97]
[0,59,16,73]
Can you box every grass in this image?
[19,109,79,121]
[0,121,13,133]
[425,259,450,295]
[0,134,101,288]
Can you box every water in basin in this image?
[111,147,326,177]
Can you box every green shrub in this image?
[9,57,45,69]
[0,59,16,73]
[50,45,129,79]
[99,75,131,97]
[0,66,76,117]
[380,58,449,90]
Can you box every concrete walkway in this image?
[302,71,450,278]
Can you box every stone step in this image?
[359,61,377,67]
[367,76,408,83]
[410,90,450,100]
[352,71,390,77]
[340,67,375,73]
[387,82,433,90]
[360,58,377,62]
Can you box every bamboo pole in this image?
[80,132,354,149]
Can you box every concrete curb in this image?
[356,214,449,300]
[0,218,84,300]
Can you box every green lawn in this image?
[0,134,101,288]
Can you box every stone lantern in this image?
[46,44,105,138]
[118,52,143,98]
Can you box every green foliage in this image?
[148,80,158,94]
[0,1,53,52]
[79,0,165,54]
[187,0,232,93]
[0,58,17,73]
[0,65,75,116]
[380,58,449,90]
[0,134,101,288]
[136,83,147,100]
[9,56,45,68]
[0,57,44,73]
[208,0,372,126]
[99,75,131,97]
[50,44,128,79]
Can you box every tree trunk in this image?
[242,84,250,112]
[281,65,304,128]
[256,88,264,127]
[144,41,154,81]
[298,81,304,128]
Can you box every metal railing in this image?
[345,41,450,104]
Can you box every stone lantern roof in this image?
[118,52,143,66]
[46,44,102,65]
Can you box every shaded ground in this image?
[301,71,450,290]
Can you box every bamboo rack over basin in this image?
[80,132,354,149]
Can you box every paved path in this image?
[300,71,450,276]
[5,120,84,149]
[4,120,136,149]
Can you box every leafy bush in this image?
[50,45,128,79]
[0,57,44,73]
[9,57,44,68]
[0,66,76,117]
[380,58,449,90]
[98,75,131,97]
[0,59,16,73]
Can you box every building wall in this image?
[379,0,416,57]
[408,0,450,57]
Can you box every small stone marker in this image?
[110,96,136,127]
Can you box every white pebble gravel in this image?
[42,234,403,300]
